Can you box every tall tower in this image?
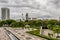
[22,13,24,20]
[1,8,10,20]
[26,13,28,20]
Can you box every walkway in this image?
[0,27,10,40]
[6,27,44,40]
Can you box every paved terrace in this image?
[6,27,45,40]
[0,27,10,40]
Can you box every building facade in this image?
[1,8,10,20]
[26,13,28,20]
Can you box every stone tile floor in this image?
[0,27,10,40]
[6,27,44,40]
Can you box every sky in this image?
[0,0,60,20]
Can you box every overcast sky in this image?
[0,0,60,20]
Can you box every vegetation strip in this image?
[27,30,57,40]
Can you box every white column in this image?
[40,26,42,34]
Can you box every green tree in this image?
[11,21,25,27]
[0,21,3,27]
[6,20,16,25]
[35,20,42,27]
[47,20,58,25]
[42,20,48,29]
[47,20,59,30]
[2,19,16,26]
[28,20,36,27]
[47,24,53,30]
[28,20,42,28]
[53,25,60,37]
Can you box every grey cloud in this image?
[47,0,60,8]
[39,0,60,18]
[0,0,40,9]
[0,0,8,3]
[0,0,60,19]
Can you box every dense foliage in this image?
[0,19,16,27]
[11,21,25,27]
[0,19,60,29]
[0,21,3,27]
[28,20,42,28]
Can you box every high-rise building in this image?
[22,13,24,20]
[1,8,10,20]
[26,13,28,20]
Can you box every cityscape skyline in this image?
[0,0,60,20]
[0,0,60,40]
